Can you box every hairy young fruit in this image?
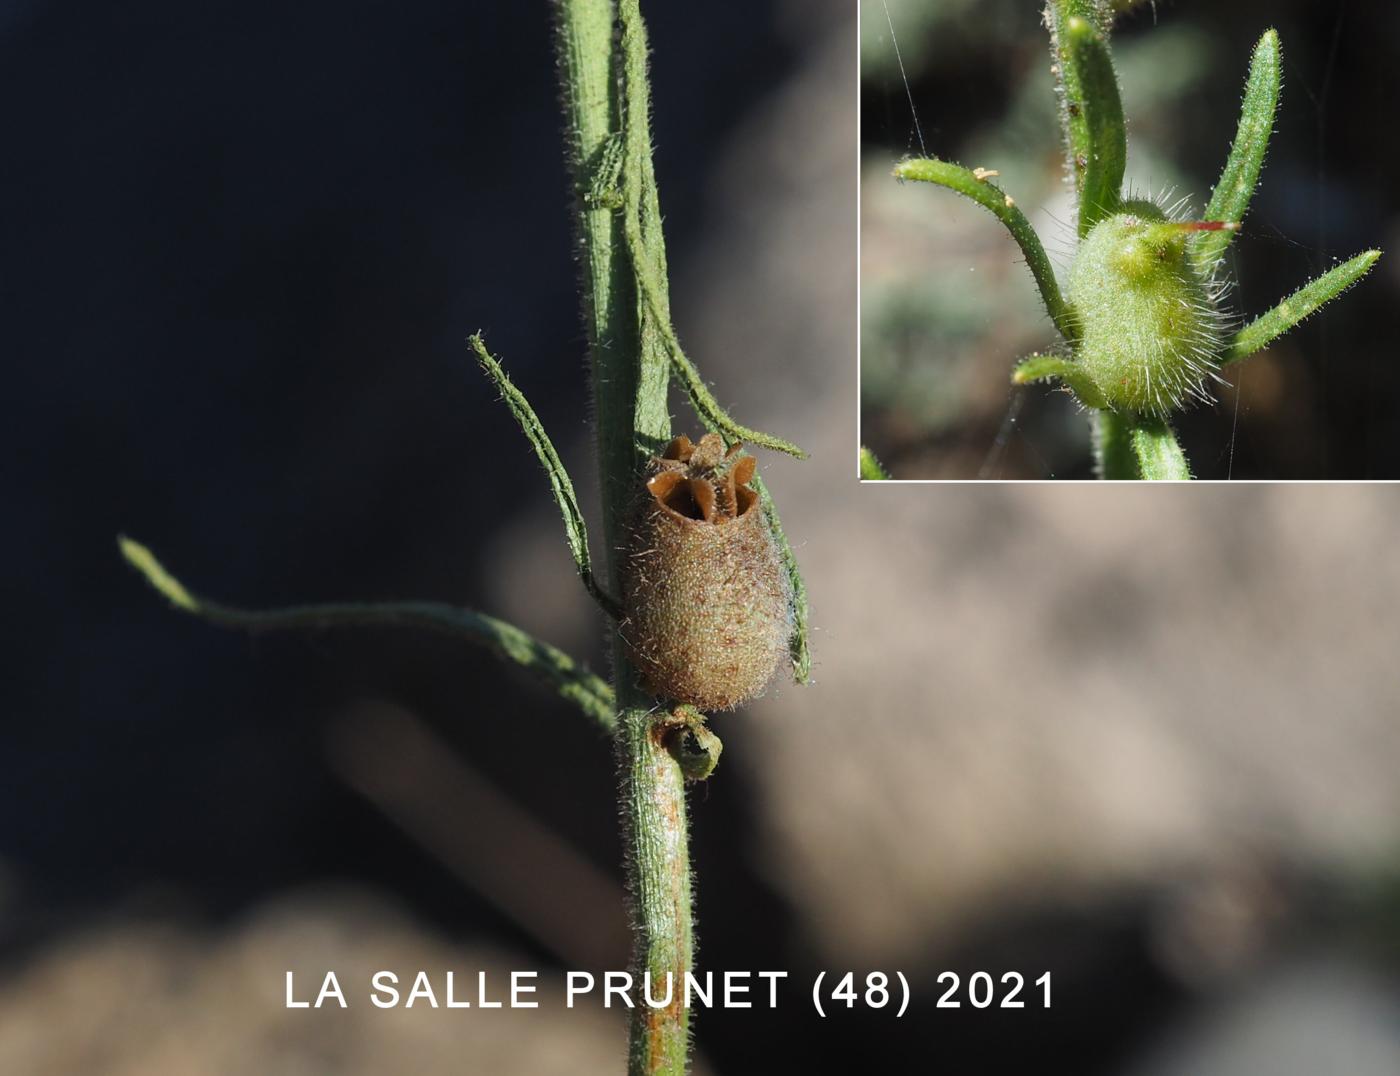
[1068,199,1229,416]
[621,433,790,712]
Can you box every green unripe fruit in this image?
[622,433,791,713]
[1068,201,1228,416]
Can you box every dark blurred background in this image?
[862,0,1400,479]
[6,1,1400,1073]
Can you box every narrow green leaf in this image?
[749,473,811,685]
[1130,417,1192,480]
[1012,352,1108,408]
[1191,30,1281,275]
[470,333,621,618]
[894,157,1077,341]
[118,536,618,731]
[1064,15,1127,235]
[1048,4,1127,235]
[859,445,890,481]
[1223,250,1382,365]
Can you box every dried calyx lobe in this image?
[621,433,791,713]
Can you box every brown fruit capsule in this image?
[621,433,791,712]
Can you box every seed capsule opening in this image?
[646,435,760,523]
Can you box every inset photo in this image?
[860,0,1399,480]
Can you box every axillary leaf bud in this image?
[621,433,791,712]
[660,707,724,782]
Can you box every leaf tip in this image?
[1343,248,1383,281]
[1064,14,1101,43]
[116,532,141,562]
[119,536,197,612]
[859,446,889,481]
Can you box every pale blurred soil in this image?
[0,890,627,1076]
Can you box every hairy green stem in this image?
[1129,416,1191,480]
[1093,409,1138,478]
[1094,412,1190,479]
[556,1,691,1071]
